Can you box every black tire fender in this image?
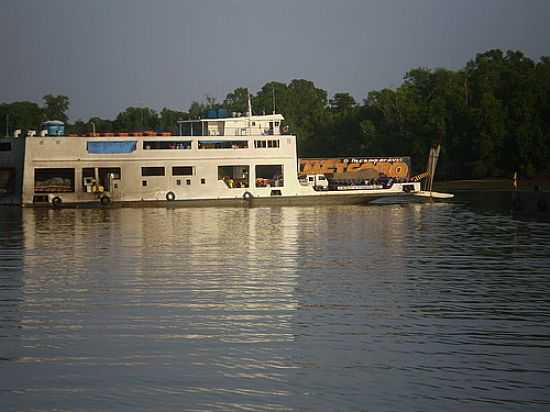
[243,191,254,200]
[166,191,176,201]
[100,195,112,206]
[51,196,62,206]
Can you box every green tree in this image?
[113,107,159,131]
[223,87,250,114]
[285,79,328,153]
[43,94,69,122]
[253,81,289,116]
[329,93,356,113]
[87,117,114,134]
[188,95,221,118]
[159,108,188,132]
[0,101,44,134]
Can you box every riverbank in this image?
[434,177,550,192]
[433,178,550,221]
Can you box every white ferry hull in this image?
[19,188,420,208]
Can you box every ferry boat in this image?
[0,111,434,207]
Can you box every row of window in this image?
[144,141,191,150]
[144,140,282,150]
[142,166,194,177]
[143,178,204,187]
[254,140,280,148]
[198,140,248,149]
[32,164,284,193]
[85,139,282,153]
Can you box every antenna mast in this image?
[247,90,252,118]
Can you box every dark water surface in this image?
[1,200,549,411]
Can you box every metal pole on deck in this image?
[5,113,8,137]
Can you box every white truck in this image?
[300,174,329,191]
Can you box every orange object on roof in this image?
[130,132,143,136]
[160,132,172,136]
[117,132,129,137]
[144,131,156,136]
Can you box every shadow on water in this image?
[452,190,550,222]
[0,207,24,363]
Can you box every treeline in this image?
[1,49,549,178]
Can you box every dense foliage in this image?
[1,49,549,178]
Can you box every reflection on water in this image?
[1,200,549,411]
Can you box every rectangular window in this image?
[172,166,194,176]
[143,141,191,150]
[255,165,284,188]
[0,142,11,151]
[178,121,204,136]
[218,165,250,189]
[34,168,75,193]
[198,140,248,149]
[142,167,165,177]
[254,140,267,148]
[186,179,191,185]
[176,179,181,186]
[201,178,206,184]
[142,180,147,187]
[267,140,280,148]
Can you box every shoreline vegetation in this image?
[1,49,549,183]
[434,177,550,192]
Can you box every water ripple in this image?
[0,203,549,411]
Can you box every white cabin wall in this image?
[21,132,299,204]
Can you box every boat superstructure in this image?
[0,112,425,207]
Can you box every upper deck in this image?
[10,112,294,162]
[177,113,284,137]
[21,132,296,163]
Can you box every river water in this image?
[1,199,549,411]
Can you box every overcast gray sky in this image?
[1,0,549,120]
